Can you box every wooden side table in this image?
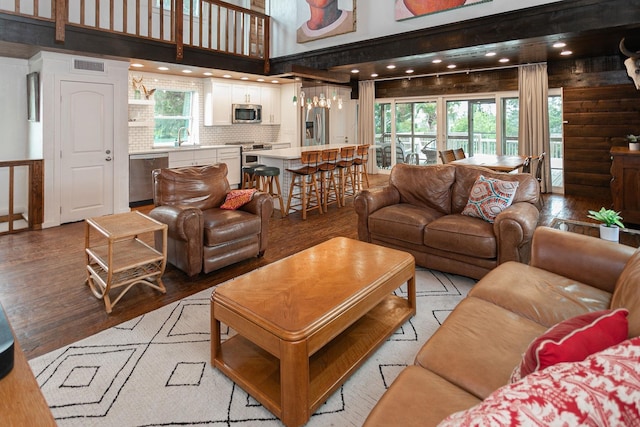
[85,211,167,313]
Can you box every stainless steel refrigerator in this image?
[303,106,329,146]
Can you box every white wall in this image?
[0,58,29,160]
[0,58,30,219]
[268,0,563,58]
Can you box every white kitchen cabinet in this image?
[167,147,240,187]
[168,148,217,168]
[232,84,261,104]
[261,85,281,125]
[216,147,241,187]
[203,79,232,126]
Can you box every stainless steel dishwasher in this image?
[129,152,169,206]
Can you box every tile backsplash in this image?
[128,71,282,152]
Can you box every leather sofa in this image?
[148,164,273,277]
[364,227,640,426]
[354,163,540,279]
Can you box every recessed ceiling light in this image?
[203,71,212,76]
[257,78,265,82]
[371,73,379,78]
[485,52,496,57]
[271,80,279,84]
[432,59,442,64]
[158,66,169,71]
[553,42,566,48]
[222,74,232,79]
[499,58,510,63]
[240,77,249,80]
[131,63,144,68]
[351,69,359,73]
[386,64,396,69]
[182,69,193,74]
[447,64,456,69]
[560,50,573,56]
[406,69,414,74]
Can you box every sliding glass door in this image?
[446,99,497,156]
[374,91,564,193]
[374,99,438,171]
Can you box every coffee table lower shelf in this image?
[213,294,414,422]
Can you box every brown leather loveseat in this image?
[354,163,540,279]
[148,164,273,277]
[364,227,640,426]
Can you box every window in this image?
[374,100,438,169]
[446,99,496,156]
[153,90,194,145]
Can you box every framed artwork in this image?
[297,0,356,43]
[27,72,40,122]
[395,0,492,21]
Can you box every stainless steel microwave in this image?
[232,104,262,124]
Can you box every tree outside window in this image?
[154,90,193,144]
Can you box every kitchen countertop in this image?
[129,145,237,155]
[251,144,363,160]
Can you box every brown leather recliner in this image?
[355,163,540,279]
[148,164,273,277]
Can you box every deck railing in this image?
[0,0,268,64]
[0,160,44,235]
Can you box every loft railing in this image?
[0,160,44,235]
[0,0,269,66]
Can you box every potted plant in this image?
[627,134,640,151]
[587,207,624,242]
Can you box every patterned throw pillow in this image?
[510,308,629,382]
[220,189,257,210]
[461,175,519,223]
[438,337,640,427]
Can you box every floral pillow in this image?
[461,175,519,223]
[220,189,257,210]
[510,308,629,382]
[438,337,640,427]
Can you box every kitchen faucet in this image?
[177,127,190,146]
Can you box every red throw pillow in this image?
[440,337,640,427]
[220,189,257,210]
[510,308,629,382]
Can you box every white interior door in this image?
[60,80,114,223]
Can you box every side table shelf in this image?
[85,211,168,313]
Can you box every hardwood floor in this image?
[0,174,611,360]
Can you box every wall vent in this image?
[73,59,105,73]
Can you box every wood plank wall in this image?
[563,85,640,200]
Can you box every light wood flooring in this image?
[0,174,612,360]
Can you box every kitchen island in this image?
[252,144,374,212]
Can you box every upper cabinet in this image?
[204,78,282,127]
[203,79,232,126]
[261,85,281,125]
[232,84,261,104]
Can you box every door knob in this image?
[105,156,112,161]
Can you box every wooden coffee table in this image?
[210,237,415,427]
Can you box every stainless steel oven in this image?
[225,142,273,167]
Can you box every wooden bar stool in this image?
[285,150,323,220]
[241,164,264,189]
[253,166,287,216]
[336,146,356,206]
[318,148,341,212]
[353,144,370,192]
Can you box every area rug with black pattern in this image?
[29,267,475,426]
